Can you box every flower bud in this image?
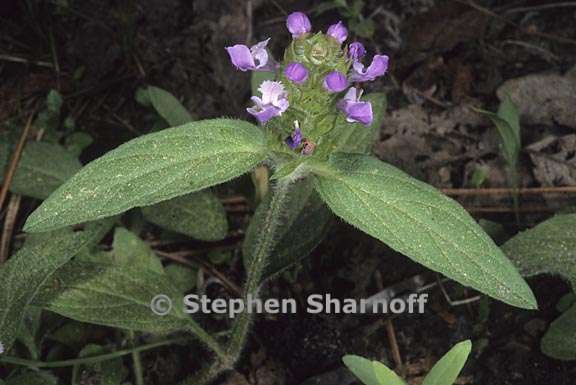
[326,21,348,44]
[286,12,311,39]
[348,42,366,61]
[323,71,348,93]
[284,62,309,84]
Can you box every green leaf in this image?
[0,220,112,352]
[110,227,164,273]
[147,86,194,126]
[541,303,576,360]
[475,98,521,168]
[15,308,42,359]
[31,227,205,334]
[312,153,537,309]
[502,214,576,288]
[165,264,197,293]
[243,178,332,281]
[5,371,58,385]
[46,89,63,114]
[373,361,406,385]
[65,132,94,157]
[24,119,268,233]
[422,340,472,385]
[342,355,381,385]
[557,293,576,313]
[34,259,192,334]
[0,141,82,200]
[142,190,228,241]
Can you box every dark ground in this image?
[1,0,576,384]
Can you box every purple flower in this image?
[286,12,311,38]
[247,81,289,124]
[323,71,348,93]
[286,122,303,149]
[349,54,389,82]
[326,21,348,44]
[225,39,276,72]
[348,42,366,61]
[284,62,308,84]
[337,87,373,126]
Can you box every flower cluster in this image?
[225,11,388,153]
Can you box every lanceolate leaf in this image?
[502,214,576,288]
[32,227,195,334]
[142,190,228,241]
[0,141,81,200]
[110,227,164,274]
[312,153,537,309]
[34,260,192,334]
[475,97,521,168]
[24,119,268,233]
[243,178,332,281]
[373,361,406,385]
[541,303,576,361]
[147,86,194,126]
[0,220,112,351]
[342,355,382,385]
[422,340,472,385]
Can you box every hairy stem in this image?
[186,323,227,362]
[226,177,294,362]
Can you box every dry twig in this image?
[0,112,35,210]
[0,194,21,263]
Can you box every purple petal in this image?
[350,54,389,82]
[326,21,348,44]
[259,80,288,110]
[337,88,373,126]
[250,39,272,70]
[225,45,256,71]
[285,127,303,149]
[345,102,373,125]
[348,42,366,61]
[247,104,281,124]
[323,71,348,93]
[286,12,311,38]
[248,81,289,124]
[284,62,309,84]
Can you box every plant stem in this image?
[0,337,185,369]
[187,323,227,362]
[226,177,294,362]
[129,331,145,385]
